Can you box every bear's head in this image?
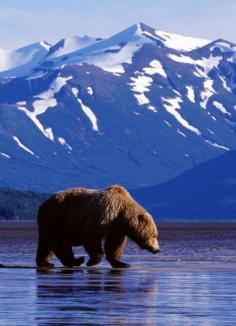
[124,209,160,254]
[136,212,159,253]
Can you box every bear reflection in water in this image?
[36,185,159,268]
[36,268,158,325]
[37,269,157,300]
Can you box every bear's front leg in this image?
[105,231,130,268]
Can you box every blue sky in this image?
[0,0,235,49]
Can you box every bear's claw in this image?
[86,256,102,266]
[110,261,131,268]
[37,262,54,269]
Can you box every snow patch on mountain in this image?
[193,67,207,78]
[72,87,99,131]
[177,129,187,137]
[219,76,231,92]
[168,53,222,75]
[33,98,57,114]
[143,60,167,78]
[207,129,215,135]
[0,152,11,159]
[147,105,158,112]
[44,128,54,141]
[134,94,149,105]
[156,30,210,51]
[44,75,72,94]
[131,60,168,105]
[87,86,94,95]
[13,136,37,156]
[200,80,215,109]
[71,87,79,97]
[31,75,72,140]
[168,53,195,64]
[130,74,153,106]
[129,73,159,109]
[205,139,229,151]
[213,101,230,115]
[33,75,72,114]
[130,74,153,93]
[211,115,217,121]
[162,97,201,135]
[164,120,172,128]
[186,86,195,103]
[17,76,72,140]
[77,99,99,132]
[17,103,51,140]
[201,55,222,74]
[58,137,72,151]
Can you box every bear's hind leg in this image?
[105,232,130,268]
[53,243,84,268]
[84,240,104,266]
[36,238,54,268]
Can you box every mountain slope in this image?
[131,150,236,220]
[0,23,236,192]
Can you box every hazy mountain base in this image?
[1,149,236,221]
[131,150,236,221]
[0,188,49,220]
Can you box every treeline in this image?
[0,188,50,220]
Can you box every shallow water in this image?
[0,222,236,325]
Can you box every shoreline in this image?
[0,221,235,239]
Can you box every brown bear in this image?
[36,185,159,268]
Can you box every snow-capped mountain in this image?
[1,23,236,192]
[0,41,51,78]
[47,35,102,58]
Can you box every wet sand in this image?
[0,222,236,325]
[1,220,236,238]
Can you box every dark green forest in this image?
[0,188,50,220]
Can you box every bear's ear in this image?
[138,214,148,228]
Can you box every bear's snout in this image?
[143,238,160,254]
[152,248,160,254]
[148,244,160,254]
[144,245,160,254]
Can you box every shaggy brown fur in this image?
[36,185,159,268]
